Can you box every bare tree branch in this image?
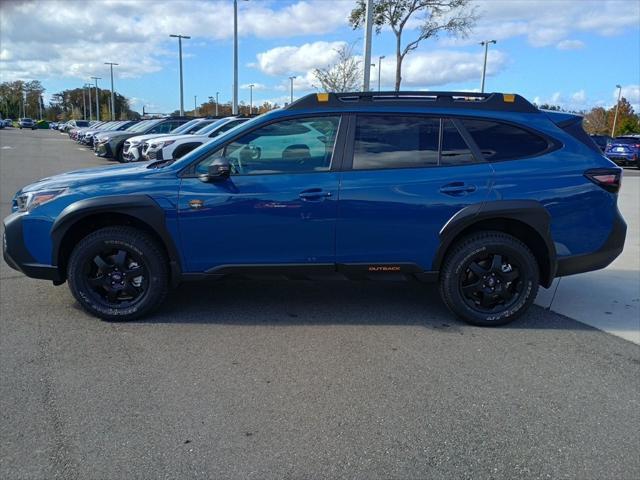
[350,0,479,91]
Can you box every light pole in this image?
[194,95,198,116]
[216,91,219,116]
[362,0,373,91]
[82,84,87,120]
[288,76,296,104]
[104,62,118,120]
[611,84,622,137]
[232,1,249,115]
[378,55,385,92]
[248,84,254,116]
[479,40,496,93]
[91,77,101,121]
[170,34,191,116]
[85,83,93,120]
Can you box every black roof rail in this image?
[287,91,539,113]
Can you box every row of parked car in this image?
[590,133,640,168]
[62,116,249,163]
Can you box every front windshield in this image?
[127,120,155,132]
[196,118,235,135]
[170,119,202,135]
[99,122,123,131]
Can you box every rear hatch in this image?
[543,111,602,154]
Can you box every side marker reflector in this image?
[503,93,515,103]
[316,93,329,102]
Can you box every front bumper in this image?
[556,207,627,277]
[124,144,142,162]
[3,212,63,283]
[96,141,113,157]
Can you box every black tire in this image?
[67,226,169,321]
[115,144,124,162]
[439,231,539,326]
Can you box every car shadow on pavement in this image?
[131,277,597,332]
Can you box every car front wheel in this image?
[67,226,169,321]
[439,231,539,326]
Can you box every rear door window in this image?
[460,119,549,161]
[352,115,439,169]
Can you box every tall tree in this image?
[314,44,362,93]
[350,0,478,91]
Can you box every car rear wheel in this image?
[67,226,169,321]
[439,231,539,326]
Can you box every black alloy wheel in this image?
[458,252,522,314]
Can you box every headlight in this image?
[158,140,175,148]
[16,189,67,212]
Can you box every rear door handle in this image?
[439,182,477,196]
[299,188,332,201]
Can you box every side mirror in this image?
[199,157,231,183]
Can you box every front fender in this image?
[50,194,182,283]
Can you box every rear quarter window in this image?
[460,119,549,161]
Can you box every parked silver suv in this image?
[19,118,36,130]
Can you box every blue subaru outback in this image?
[3,92,626,326]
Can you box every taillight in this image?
[584,168,622,193]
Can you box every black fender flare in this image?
[433,200,557,286]
[50,195,182,284]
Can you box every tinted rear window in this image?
[461,119,549,161]
[613,138,639,144]
[353,115,439,169]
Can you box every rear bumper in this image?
[606,153,637,165]
[556,207,626,277]
[3,212,62,282]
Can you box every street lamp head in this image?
[380,55,385,60]
[616,84,621,89]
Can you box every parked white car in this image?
[122,118,216,162]
[141,117,249,161]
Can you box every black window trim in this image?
[179,112,348,178]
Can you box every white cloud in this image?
[0,0,352,81]
[255,42,508,91]
[240,83,268,91]
[398,50,508,87]
[572,89,587,103]
[557,39,585,50]
[440,0,639,48]
[256,41,347,76]
[616,85,640,104]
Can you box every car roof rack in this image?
[286,91,539,113]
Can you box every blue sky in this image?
[1,0,639,113]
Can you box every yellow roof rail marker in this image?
[316,93,329,102]
[503,93,515,103]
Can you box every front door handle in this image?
[439,182,477,196]
[299,188,332,201]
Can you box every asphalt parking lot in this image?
[1,128,639,480]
